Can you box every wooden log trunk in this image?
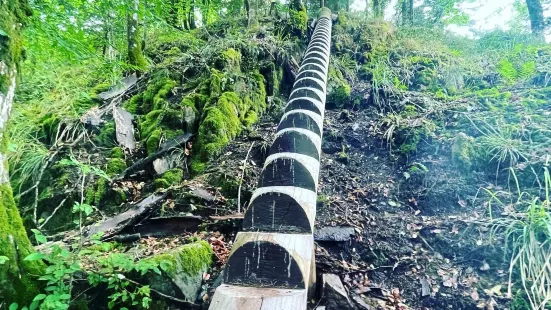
[209,8,332,310]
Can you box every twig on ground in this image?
[237,141,255,214]
[39,198,68,229]
[125,278,198,306]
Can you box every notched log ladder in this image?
[209,8,332,310]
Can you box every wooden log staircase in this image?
[209,8,333,309]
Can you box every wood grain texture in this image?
[209,285,307,310]
[244,186,317,232]
[225,232,314,289]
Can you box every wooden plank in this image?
[98,73,137,101]
[113,106,136,150]
[85,193,165,239]
[209,285,307,310]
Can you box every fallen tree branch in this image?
[38,198,67,229]
[125,278,199,306]
[114,133,193,181]
[237,142,255,214]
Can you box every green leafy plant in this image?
[15,230,171,310]
[485,165,551,309]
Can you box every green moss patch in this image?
[155,168,183,189]
[148,241,212,275]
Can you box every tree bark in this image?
[401,0,407,24]
[408,0,413,22]
[373,0,382,17]
[127,0,147,71]
[0,0,45,304]
[401,0,413,24]
[526,0,545,39]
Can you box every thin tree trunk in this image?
[401,0,407,24]
[0,0,45,304]
[373,0,381,17]
[127,0,147,71]
[365,0,368,18]
[408,0,413,22]
[244,0,251,25]
[526,0,545,39]
[189,1,196,29]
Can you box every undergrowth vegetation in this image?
[328,11,551,308]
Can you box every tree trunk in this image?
[408,0,413,22]
[0,0,45,304]
[373,0,381,17]
[526,0,545,38]
[189,1,196,29]
[127,0,147,71]
[401,0,413,24]
[401,0,407,24]
[244,0,251,25]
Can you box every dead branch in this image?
[237,141,255,214]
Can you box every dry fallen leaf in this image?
[480,261,490,271]
[483,285,502,297]
[471,289,480,301]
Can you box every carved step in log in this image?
[209,7,333,310]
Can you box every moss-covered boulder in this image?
[146,241,213,302]
[155,168,183,189]
[327,66,352,108]
[192,71,266,173]
[451,133,476,171]
[216,48,242,71]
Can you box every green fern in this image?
[497,59,518,81]
[518,61,536,80]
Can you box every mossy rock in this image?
[216,48,242,71]
[106,158,127,176]
[243,110,258,128]
[142,78,177,113]
[146,241,213,302]
[155,168,183,189]
[195,92,243,162]
[192,71,266,173]
[110,147,125,159]
[123,94,143,114]
[327,66,352,108]
[95,122,117,147]
[146,129,163,155]
[451,133,476,171]
[140,109,164,138]
[182,97,200,133]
